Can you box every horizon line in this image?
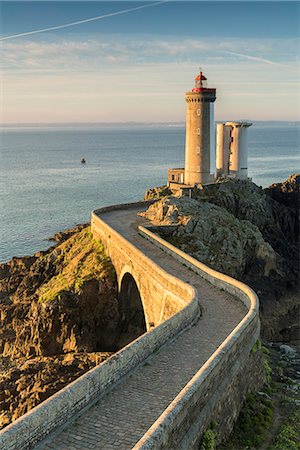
[1,120,299,126]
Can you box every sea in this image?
[1,122,299,263]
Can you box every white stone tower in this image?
[184,71,216,185]
[216,121,252,179]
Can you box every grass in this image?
[38,227,115,303]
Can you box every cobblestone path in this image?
[37,206,246,450]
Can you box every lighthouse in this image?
[184,71,216,185]
[167,69,252,188]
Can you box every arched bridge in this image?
[91,202,201,347]
[1,201,260,450]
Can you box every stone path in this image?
[37,206,246,450]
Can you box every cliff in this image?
[143,174,299,349]
[0,226,120,429]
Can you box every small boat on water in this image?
[81,157,86,164]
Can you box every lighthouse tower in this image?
[184,71,216,185]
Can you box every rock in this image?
[47,223,89,244]
[279,344,297,358]
[144,185,172,200]
[141,196,277,279]
[256,242,278,276]
[0,225,131,429]
[0,227,122,359]
[0,352,112,430]
[265,174,299,210]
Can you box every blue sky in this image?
[1,1,299,122]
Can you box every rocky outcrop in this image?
[144,185,172,200]
[142,175,300,348]
[0,352,111,429]
[264,173,299,211]
[0,227,121,359]
[47,223,88,244]
[192,178,299,263]
[0,226,121,429]
[141,197,278,279]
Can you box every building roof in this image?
[195,74,207,81]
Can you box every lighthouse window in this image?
[197,128,200,135]
[197,109,200,116]
[197,166,200,172]
[196,146,200,154]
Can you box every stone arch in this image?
[117,272,147,349]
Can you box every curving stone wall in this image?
[91,202,197,330]
[135,226,261,449]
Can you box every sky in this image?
[1,1,299,123]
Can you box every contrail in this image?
[223,50,285,66]
[0,0,170,41]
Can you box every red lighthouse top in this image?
[194,73,207,81]
[192,70,216,94]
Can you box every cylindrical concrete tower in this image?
[184,71,216,185]
[226,121,252,179]
[216,121,252,179]
[216,123,231,178]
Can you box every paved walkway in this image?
[37,206,246,450]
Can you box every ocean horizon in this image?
[1,121,299,262]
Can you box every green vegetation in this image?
[268,411,300,450]
[262,345,272,385]
[38,227,114,302]
[251,339,262,354]
[219,393,274,449]
[220,343,300,450]
[199,425,217,450]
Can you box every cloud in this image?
[2,34,299,122]
[2,35,298,74]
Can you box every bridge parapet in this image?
[91,201,197,330]
[135,226,259,449]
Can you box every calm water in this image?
[1,122,299,262]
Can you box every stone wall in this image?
[134,226,261,449]
[91,202,197,329]
[0,203,199,450]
